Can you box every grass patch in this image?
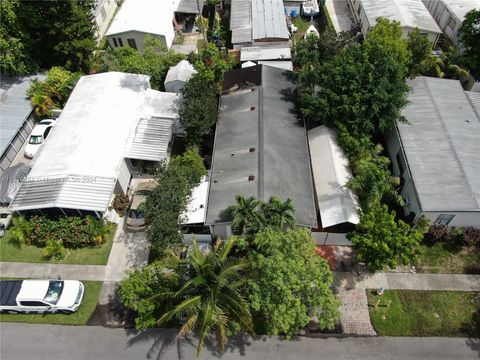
[413,243,480,274]
[0,281,102,325]
[368,290,480,337]
[292,17,312,42]
[197,38,207,52]
[0,224,117,265]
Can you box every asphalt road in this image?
[1,324,479,360]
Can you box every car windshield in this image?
[43,280,63,304]
[128,209,145,220]
[135,190,151,196]
[29,135,43,144]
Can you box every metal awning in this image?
[9,176,116,213]
[125,117,173,162]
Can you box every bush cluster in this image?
[426,225,480,247]
[27,215,107,249]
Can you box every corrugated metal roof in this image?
[257,61,293,70]
[436,0,480,21]
[251,0,290,40]
[231,0,252,44]
[399,76,480,212]
[240,45,291,61]
[308,126,360,228]
[9,176,116,212]
[164,60,197,84]
[360,0,441,34]
[0,74,45,157]
[125,117,173,161]
[206,65,317,227]
[176,0,204,13]
[183,175,209,224]
[466,91,480,119]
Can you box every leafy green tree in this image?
[120,238,253,356]
[168,146,206,188]
[188,43,233,86]
[295,28,355,86]
[107,36,185,90]
[300,20,410,136]
[0,0,33,75]
[248,228,340,336]
[459,9,480,76]
[27,67,81,116]
[259,197,295,230]
[227,195,263,235]
[347,201,423,271]
[337,127,403,207]
[179,74,219,146]
[406,28,433,78]
[16,0,96,72]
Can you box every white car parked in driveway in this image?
[0,279,84,314]
[24,119,56,159]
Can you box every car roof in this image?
[17,280,50,300]
[39,119,55,125]
[130,194,147,209]
[30,123,51,136]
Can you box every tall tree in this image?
[0,0,32,75]
[248,228,340,336]
[458,9,480,76]
[119,238,254,357]
[259,197,295,230]
[300,20,410,136]
[406,28,433,78]
[347,201,423,271]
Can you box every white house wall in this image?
[421,211,480,228]
[95,0,118,39]
[422,0,462,47]
[107,31,169,52]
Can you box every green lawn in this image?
[0,281,102,325]
[0,224,117,265]
[413,243,480,274]
[367,290,480,337]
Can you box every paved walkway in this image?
[334,272,480,291]
[337,288,376,336]
[0,219,149,283]
[325,0,353,33]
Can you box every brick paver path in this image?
[337,288,377,336]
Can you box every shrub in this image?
[463,227,480,247]
[429,225,449,242]
[43,239,66,260]
[109,193,129,217]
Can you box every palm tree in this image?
[85,215,110,245]
[229,195,263,235]
[153,238,254,357]
[261,196,296,230]
[8,216,31,247]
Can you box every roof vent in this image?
[249,147,256,152]
[248,175,255,181]
[250,106,255,111]
[251,87,256,92]
[231,153,235,156]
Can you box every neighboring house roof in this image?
[176,0,205,13]
[206,65,317,227]
[231,0,289,44]
[437,0,480,21]
[398,76,480,212]
[360,0,442,34]
[308,126,360,228]
[0,74,45,158]
[171,44,198,55]
[466,91,480,119]
[164,60,197,85]
[106,0,176,46]
[10,72,177,213]
[257,61,293,70]
[240,45,291,61]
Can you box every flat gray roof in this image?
[176,0,204,13]
[0,75,45,157]
[399,76,480,212]
[206,65,317,227]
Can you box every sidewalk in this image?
[334,272,480,291]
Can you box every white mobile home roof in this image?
[10,72,177,213]
[240,45,291,61]
[360,0,441,34]
[251,0,290,40]
[183,176,209,225]
[439,0,480,21]
[399,76,480,212]
[308,126,360,228]
[106,0,176,46]
[164,60,197,85]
